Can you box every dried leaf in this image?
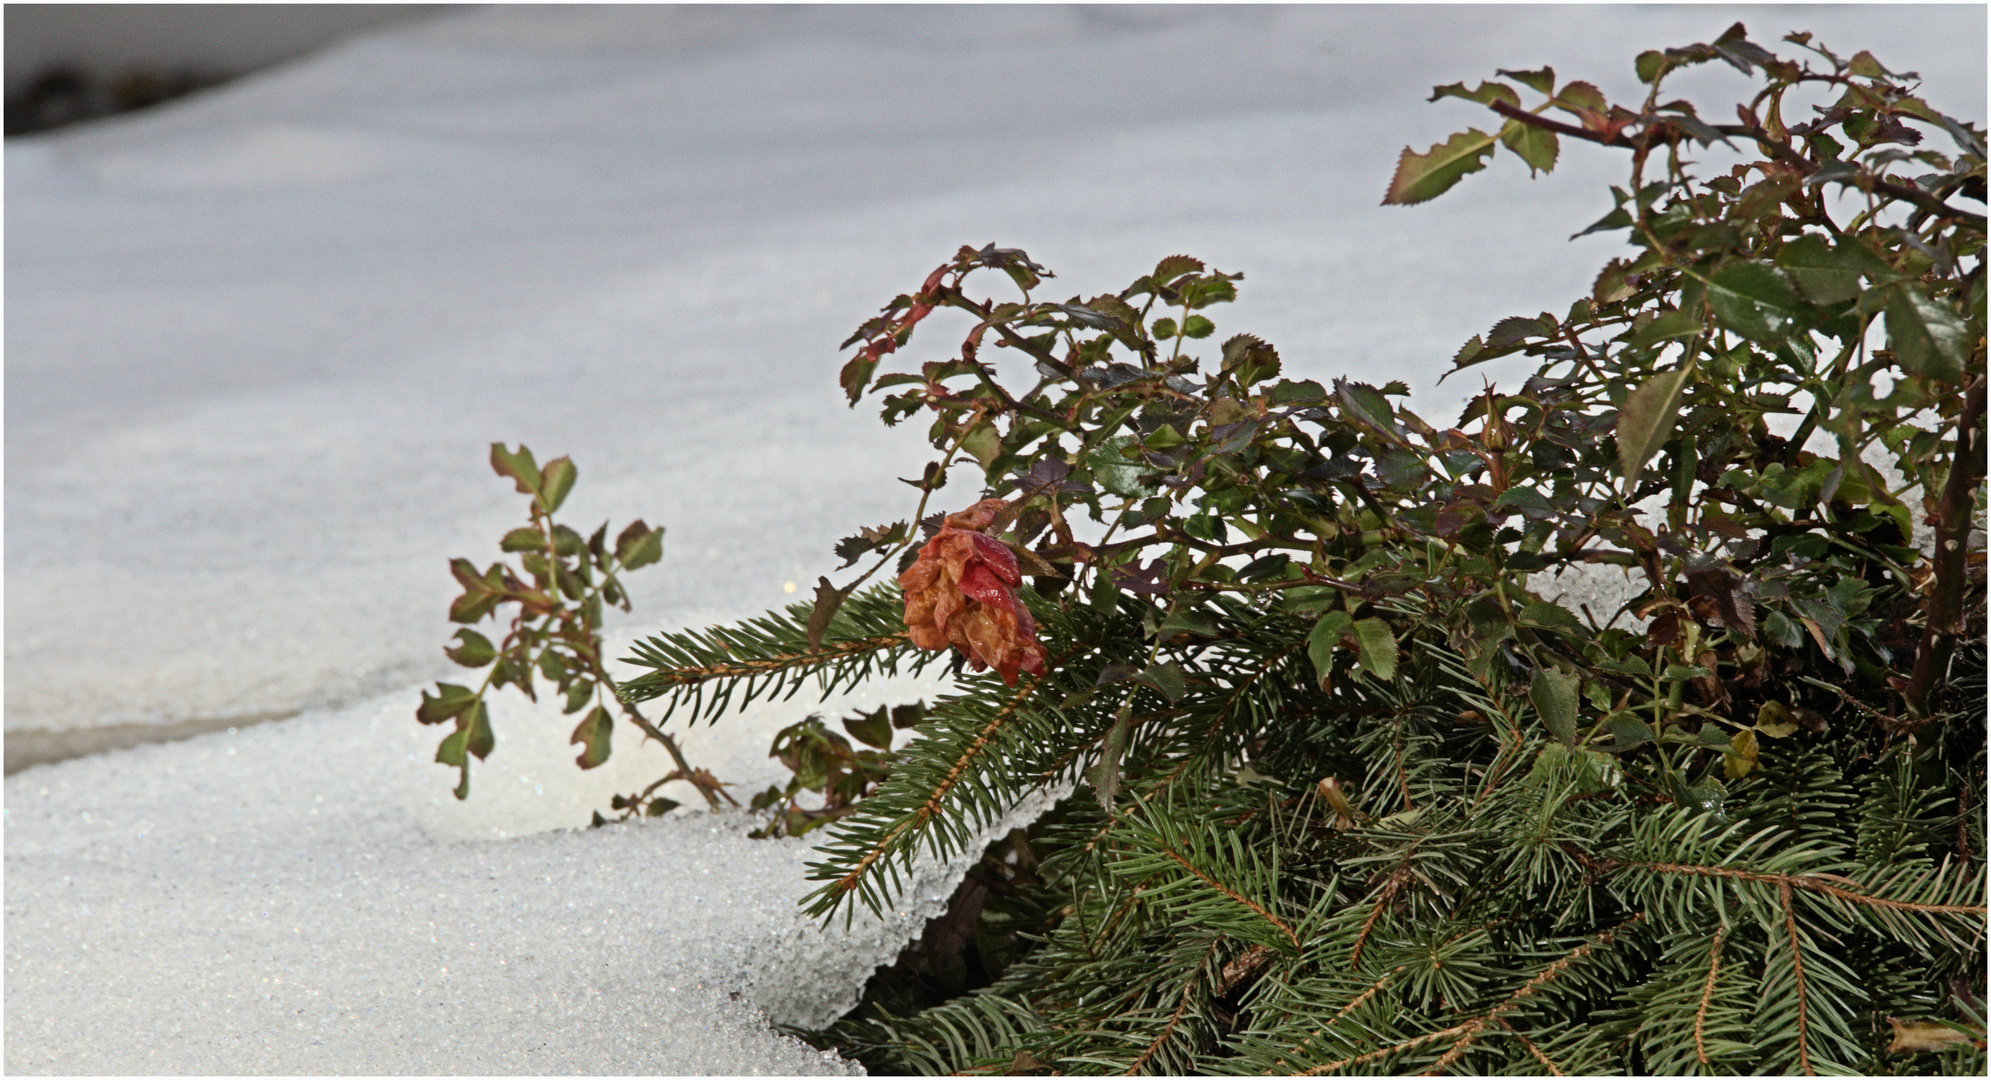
[841,706,894,751]
[1089,706,1132,811]
[898,500,1047,685]
[1885,1016,1981,1053]
[1724,728,1760,779]
[806,576,850,653]
[570,706,612,769]
[1755,701,1800,738]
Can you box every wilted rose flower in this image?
[899,499,1047,685]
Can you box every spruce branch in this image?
[618,584,924,722]
[1694,922,1728,1067]
[1125,937,1220,1075]
[1779,880,1818,1077]
[1302,913,1645,1075]
[1493,1016,1565,1076]
[1158,846,1302,950]
[1625,859,1988,920]
[1263,967,1404,1073]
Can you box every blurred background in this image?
[6,3,444,135]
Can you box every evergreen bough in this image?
[431,25,1986,1074]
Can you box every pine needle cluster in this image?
[435,24,1986,1074]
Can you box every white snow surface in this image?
[5,5,1983,1074]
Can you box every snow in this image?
[5,5,1982,1073]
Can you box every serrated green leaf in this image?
[840,349,881,405]
[1603,713,1655,753]
[1705,261,1807,342]
[1531,667,1580,746]
[1156,609,1220,641]
[500,527,545,553]
[435,728,468,767]
[1177,275,1237,310]
[1500,118,1559,176]
[1497,67,1555,95]
[960,420,1002,468]
[1846,49,1891,79]
[1617,362,1695,485]
[1270,379,1328,405]
[570,705,612,769]
[1221,334,1281,386]
[1336,380,1399,437]
[615,520,664,570]
[1451,334,1489,368]
[1885,283,1969,383]
[1775,235,1887,305]
[1181,314,1216,339]
[1489,486,1557,521]
[490,443,541,495]
[417,682,478,725]
[1635,50,1667,84]
[1551,80,1608,117]
[447,558,506,624]
[1151,254,1205,285]
[1431,80,1522,107]
[1383,128,1498,205]
[1131,662,1186,703]
[465,700,495,761]
[444,629,497,668]
[1306,611,1354,688]
[1085,435,1151,498]
[1628,309,1703,349]
[1351,617,1397,682]
[538,456,577,513]
[1519,601,1585,633]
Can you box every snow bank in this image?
[6,5,1980,1073]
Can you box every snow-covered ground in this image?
[6,6,1982,1072]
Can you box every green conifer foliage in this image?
[441,23,1986,1074]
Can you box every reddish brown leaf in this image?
[899,499,1047,685]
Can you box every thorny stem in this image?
[1905,375,1986,722]
[1487,100,1986,231]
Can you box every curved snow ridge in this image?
[1,679,1067,1074]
